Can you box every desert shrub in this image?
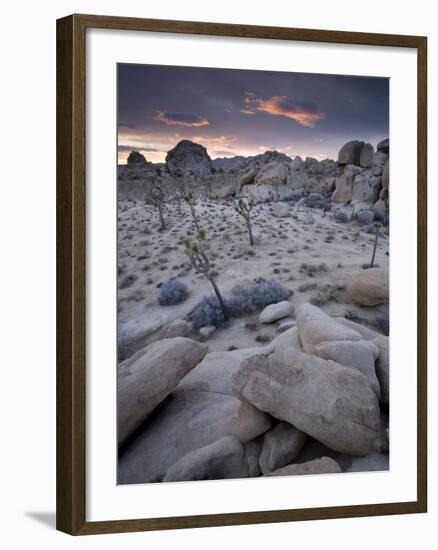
[335,211,349,223]
[158,278,189,306]
[227,279,289,317]
[191,295,227,328]
[299,262,328,277]
[298,282,318,292]
[191,279,290,328]
[310,283,345,306]
[119,274,138,290]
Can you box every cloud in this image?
[119,122,137,129]
[241,93,324,128]
[155,111,209,127]
[118,144,160,153]
[192,135,236,149]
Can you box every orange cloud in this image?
[241,94,324,128]
[155,110,209,127]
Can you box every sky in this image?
[117,63,389,164]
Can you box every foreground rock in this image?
[268,457,341,476]
[232,347,380,455]
[259,301,294,324]
[163,436,255,482]
[118,337,208,445]
[296,303,361,354]
[346,268,389,306]
[118,348,273,483]
[314,340,381,398]
[259,422,307,474]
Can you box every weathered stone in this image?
[347,452,389,473]
[346,268,389,306]
[118,337,208,445]
[268,457,341,476]
[259,422,307,474]
[163,436,251,482]
[382,159,389,188]
[359,143,374,168]
[377,138,389,154]
[272,202,290,218]
[199,325,216,339]
[296,303,361,354]
[338,140,365,165]
[232,347,380,455]
[314,339,381,398]
[254,161,289,186]
[166,319,193,338]
[127,150,147,165]
[166,140,212,176]
[259,301,294,324]
[239,168,257,188]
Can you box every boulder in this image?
[377,138,390,154]
[272,202,290,218]
[199,325,216,339]
[268,457,341,476]
[347,451,389,473]
[269,326,303,353]
[296,303,362,354]
[259,422,307,474]
[118,387,267,483]
[359,143,374,168]
[127,150,147,165]
[254,161,289,186]
[166,140,212,176]
[163,436,253,482]
[166,319,193,338]
[356,210,375,225]
[351,168,382,203]
[382,159,389,188]
[239,168,257,188]
[259,301,294,324]
[346,268,389,306]
[232,347,380,455]
[118,337,208,445]
[314,339,381,398]
[338,140,365,165]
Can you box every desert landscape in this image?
[117,136,390,484]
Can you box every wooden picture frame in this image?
[56,13,427,535]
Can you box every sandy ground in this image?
[117,197,389,358]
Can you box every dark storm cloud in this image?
[117,63,389,163]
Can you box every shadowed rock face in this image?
[268,456,342,476]
[166,139,212,176]
[127,150,147,165]
[232,347,380,456]
[117,337,208,445]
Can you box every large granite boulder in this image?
[338,140,365,165]
[254,161,289,186]
[377,138,390,154]
[166,139,212,176]
[232,347,380,455]
[314,339,381,398]
[127,150,147,165]
[259,422,307,474]
[259,301,293,323]
[163,436,256,482]
[346,268,389,306]
[268,457,342,476]
[296,303,362,354]
[359,143,374,168]
[118,337,208,445]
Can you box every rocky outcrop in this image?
[166,139,212,176]
[118,337,208,445]
[259,301,293,323]
[232,347,380,455]
[127,150,148,165]
[346,268,389,306]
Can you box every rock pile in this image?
[332,138,389,218]
[118,303,389,484]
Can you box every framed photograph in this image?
[56,14,427,535]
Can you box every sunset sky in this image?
[117,64,389,164]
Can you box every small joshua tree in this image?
[184,230,228,320]
[184,192,202,237]
[144,182,166,230]
[369,221,382,268]
[235,198,255,245]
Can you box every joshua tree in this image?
[369,221,382,268]
[144,183,166,230]
[184,192,202,237]
[235,198,255,245]
[184,230,228,320]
